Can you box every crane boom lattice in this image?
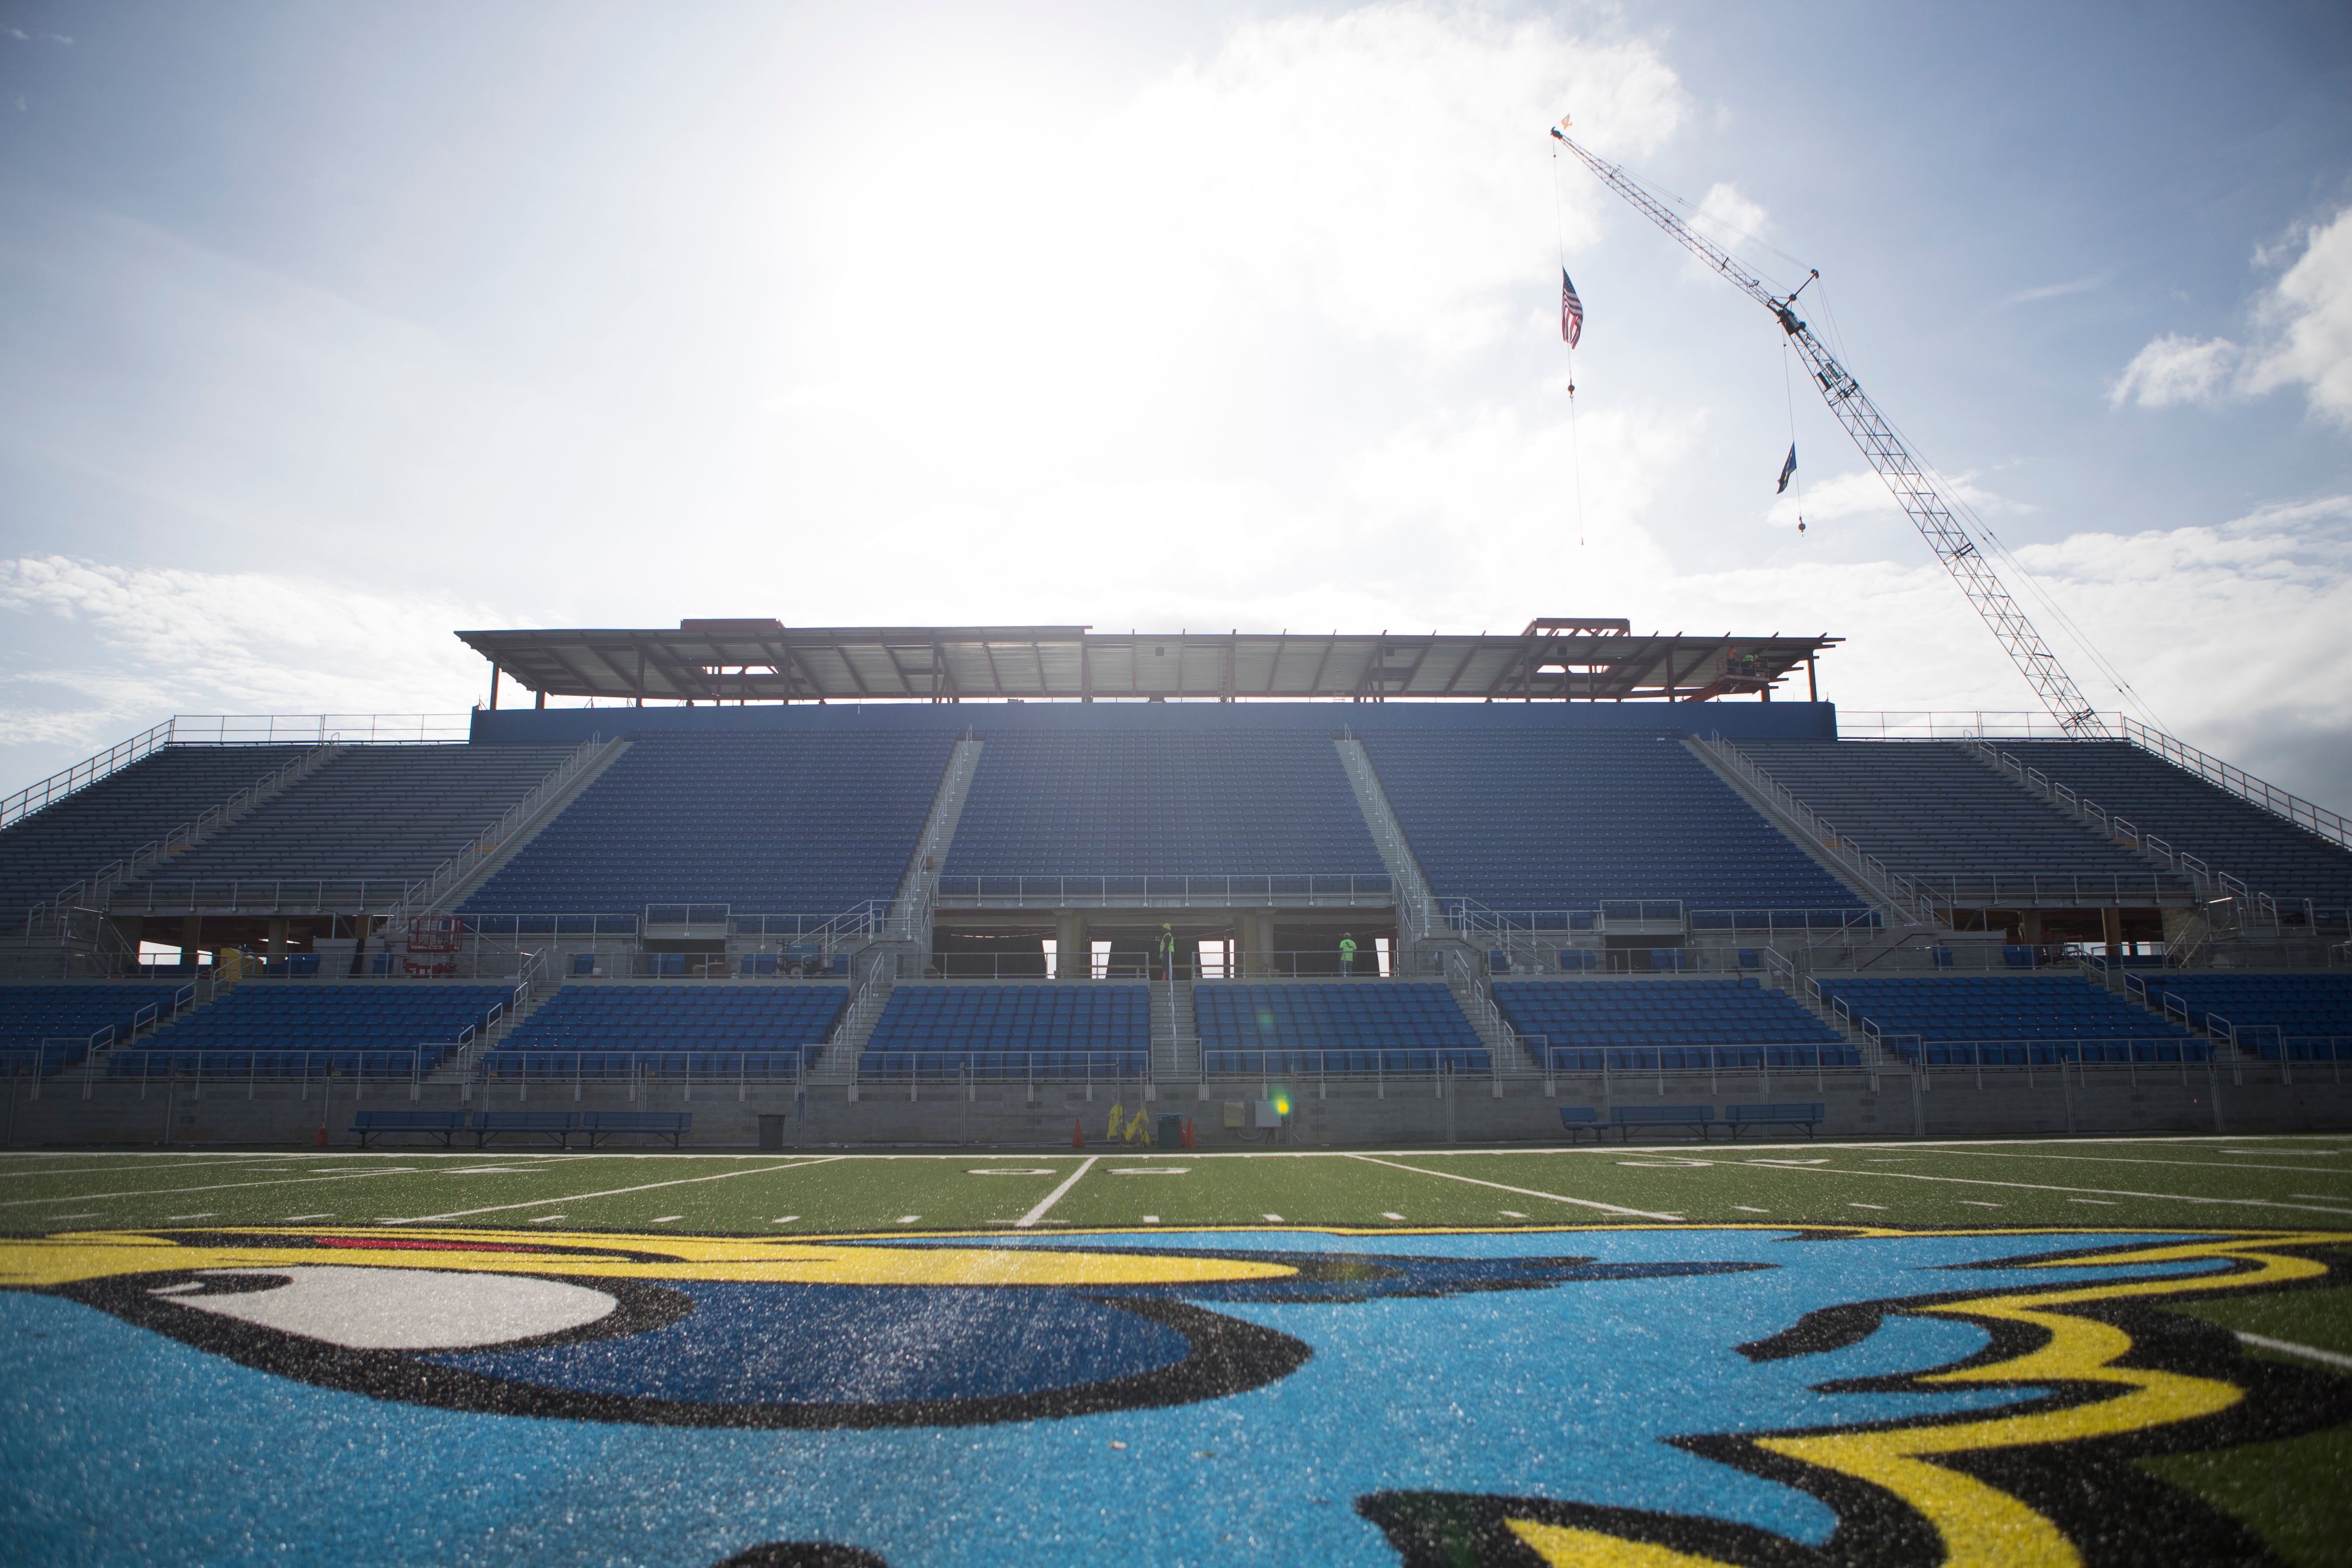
[1552,124,2107,736]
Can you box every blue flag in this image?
[1776,444,1797,494]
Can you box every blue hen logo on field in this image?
[2,1220,2347,1566]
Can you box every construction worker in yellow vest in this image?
[1338,932,1358,977]
[1157,923,1177,980]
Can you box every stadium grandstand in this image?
[0,617,2344,1145]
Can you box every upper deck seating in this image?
[1356,730,1864,915]
[0,984,190,1071]
[944,730,1384,883]
[0,745,309,920]
[109,983,512,1076]
[1997,740,2352,916]
[2138,973,2352,1060]
[150,744,571,894]
[460,731,956,917]
[1491,978,1855,1070]
[1195,981,1486,1073]
[480,983,847,1079]
[1812,975,2204,1065]
[1738,741,2182,897]
[860,984,1148,1077]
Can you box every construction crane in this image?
[1551,119,2109,737]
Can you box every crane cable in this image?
[1781,339,1806,538]
[1551,141,1586,548]
[1815,268,2167,729]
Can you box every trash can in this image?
[1156,1113,1183,1149]
[757,1114,786,1152]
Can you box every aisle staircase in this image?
[1156,966,1199,1085]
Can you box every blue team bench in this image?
[1556,1106,1602,1142]
[1608,1104,1715,1140]
[349,1110,470,1147]
[1724,1102,1826,1138]
[581,1110,692,1147]
[473,1110,582,1148]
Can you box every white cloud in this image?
[2109,204,2352,426]
[0,556,497,747]
[2108,332,2242,409]
[2243,205,2352,426]
[1999,271,2111,307]
[1764,467,2025,529]
[1679,181,1771,283]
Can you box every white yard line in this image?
[379,1158,846,1225]
[1742,1161,2352,1216]
[0,1167,422,1209]
[2238,1332,2352,1372]
[1013,1157,1097,1229]
[1930,1149,2352,1177]
[1344,1155,1683,1220]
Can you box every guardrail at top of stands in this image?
[167,713,473,745]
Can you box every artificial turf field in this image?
[3,1134,2348,1566]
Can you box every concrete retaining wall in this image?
[5,1067,2346,1149]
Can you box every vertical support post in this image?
[488,661,500,710]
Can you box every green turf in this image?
[3,1135,2350,1235]
[2168,1274,2352,1359]
[2140,1409,2352,1568]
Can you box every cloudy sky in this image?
[2,0,2348,803]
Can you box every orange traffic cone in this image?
[315,1124,328,1148]
[1071,1118,1085,1148]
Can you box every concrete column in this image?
[1243,912,1277,978]
[2100,906,2123,958]
[2019,911,2044,944]
[267,918,289,969]
[180,916,204,973]
[1055,911,1090,980]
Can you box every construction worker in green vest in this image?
[1157,923,1177,981]
[1338,932,1358,977]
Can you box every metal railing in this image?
[931,874,1393,909]
[0,719,176,830]
[1336,736,1442,950]
[2119,715,2352,853]
[169,713,472,745]
[478,1047,820,1101]
[105,736,614,925]
[1837,710,2114,740]
[1700,734,1937,927]
[30,743,341,931]
[1968,740,2271,923]
[382,735,612,926]
[921,951,1396,981]
[890,732,984,948]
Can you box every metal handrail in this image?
[931,874,1394,908]
[2120,715,2351,852]
[168,713,472,745]
[31,742,341,931]
[1700,733,1936,927]
[0,718,175,830]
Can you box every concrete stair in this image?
[1155,968,1198,1083]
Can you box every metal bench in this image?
[1556,1106,1601,1143]
[349,1110,469,1148]
[1608,1104,1716,1141]
[1725,1102,1827,1139]
[474,1110,581,1149]
[581,1110,692,1149]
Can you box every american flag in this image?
[1560,269,1583,349]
